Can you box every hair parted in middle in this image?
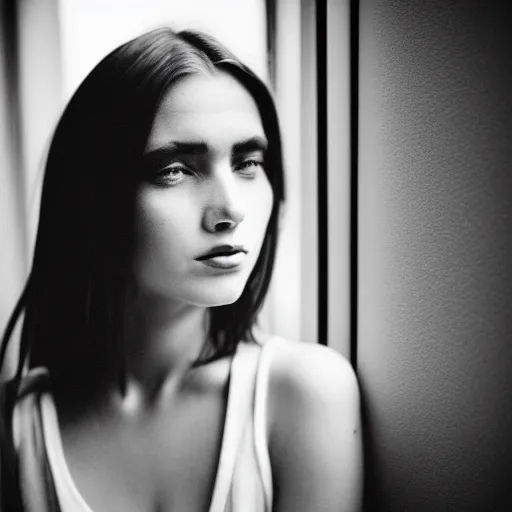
[0,27,285,389]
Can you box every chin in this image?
[182,270,252,307]
[160,276,246,308]
[191,287,245,308]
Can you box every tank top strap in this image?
[253,336,279,509]
[208,340,262,512]
[11,369,62,511]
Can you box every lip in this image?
[195,244,247,261]
[198,252,246,269]
[195,244,248,270]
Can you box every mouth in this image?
[195,245,247,269]
[195,245,247,261]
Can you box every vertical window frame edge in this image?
[350,0,359,370]
[317,0,329,346]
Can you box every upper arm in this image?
[268,341,363,512]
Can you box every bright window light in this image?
[58,0,267,101]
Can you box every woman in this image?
[0,28,362,511]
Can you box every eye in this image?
[234,159,263,178]
[154,165,191,185]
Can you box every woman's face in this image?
[133,70,273,307]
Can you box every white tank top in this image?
[12,338,276,512]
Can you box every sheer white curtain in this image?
[0,0,63,379]
[0,8,26,380]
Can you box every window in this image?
[266,0,353,359]
[1,0,354,376]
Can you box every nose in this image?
[202,172,245,234]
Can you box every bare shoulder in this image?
[265,337,363,512]
[266,337,359,415]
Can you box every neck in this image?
[120,288,210,401]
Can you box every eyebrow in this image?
[232,136,268,155]
[142,136,268,162]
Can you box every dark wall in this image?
[357,2,512,510]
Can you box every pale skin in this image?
[52,71,362,511]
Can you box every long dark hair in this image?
[0,27,285,391]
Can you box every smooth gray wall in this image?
[357,2,512,510]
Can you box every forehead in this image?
[146,71,265,152]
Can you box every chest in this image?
[55,383,228,512]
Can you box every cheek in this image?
[256,178,274,226]
[244,178,274,240]
[133,190,197,269]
